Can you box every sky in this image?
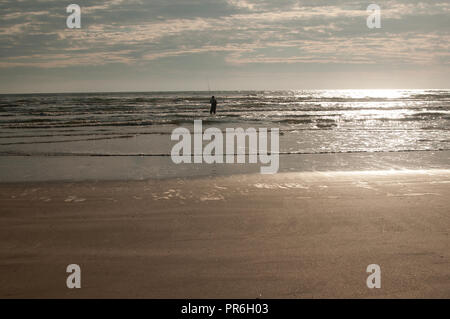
[0,0,449,93]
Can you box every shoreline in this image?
[1,150,449,183]
[0,167,450,185]
[1,170,449,298]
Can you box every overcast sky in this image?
[0,0,449,93]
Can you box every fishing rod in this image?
[207,76,211,95]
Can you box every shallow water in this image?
[0,89,449,181]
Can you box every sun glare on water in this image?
[331,89,407,100]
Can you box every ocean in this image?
[0,89,449,181]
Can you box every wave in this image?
[1,148,449,157]
[2,127,438,141]
[0,135,135,146]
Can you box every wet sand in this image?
[0,170,449,298]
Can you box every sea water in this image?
[0,89,449,181]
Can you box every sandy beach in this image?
[1,0,450,303]
[0,170,449,298]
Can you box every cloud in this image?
[226,0,256,11]
[0,50,135,68]
[0,0,448,92]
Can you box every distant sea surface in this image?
[1,89,449,155]
[0,89,449,181]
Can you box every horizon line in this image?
[1,88,449,95]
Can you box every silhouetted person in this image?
[210,96,217,114]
